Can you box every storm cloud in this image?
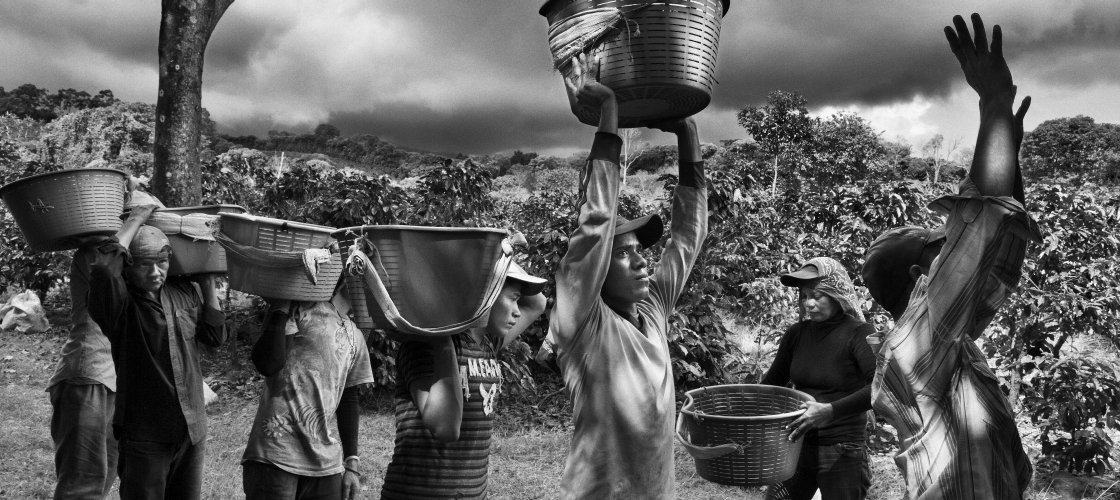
[2,0,1119,154]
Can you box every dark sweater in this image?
[761,314,876,445]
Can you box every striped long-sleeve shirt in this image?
[872,179,1041,500]
[381,332,503,499]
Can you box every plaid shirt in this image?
[872,180,1041,500]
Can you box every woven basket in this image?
[676,384,814,487]
[540,0,730,127]
[332,225,512,339]
[144,205,246,276]
[219,213,343,301]
[0,168,128,252]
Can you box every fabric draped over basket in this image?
[215,232,336,286]
[144,212,219,241]
[343,238,513,337]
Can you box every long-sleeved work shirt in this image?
[87,241,225,445]
[872,179,1040,499]
[551,133,708,499]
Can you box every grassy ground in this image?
[1,309,1115,499]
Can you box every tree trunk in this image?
[152,0,234,206]
[770,155,779,196]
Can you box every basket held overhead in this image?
[540,0,731,127]
[218,213,343,302]
[677,384,813,487]
[0,168,129,252]
[140,204,246,276]
[333,225,513,339]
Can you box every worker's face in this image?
[800,286,840,323]
[487,282,524,339]
[602,232,649,307]
[125,255,169,292]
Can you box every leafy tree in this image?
[509,150,538,166]
[737,90,814,196]
[152,0,236,206]
[314,123,341,138]
[1022,116,1120,183]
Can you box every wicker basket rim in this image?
[539,0,730,18]
[680,383,814,422]
[220,213,336,233]
[0,168,128,196]
[332,225,508,239]
[155,204,247,214]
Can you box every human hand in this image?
[563,52,615,117]
[945,13,1014,105]
[341,467,361,500]
[786,401,834,442]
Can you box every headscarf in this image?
[129,225,171,259]
[782,256,864,321]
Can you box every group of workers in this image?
[44,12,1038,500]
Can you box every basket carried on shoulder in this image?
[540,0,730,127]
[217,213,343,301]
[0,168,129,252]
[142,205,246,276]
[333,225,512,339]
[677,384,813,487]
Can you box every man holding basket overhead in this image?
[550,52,708,499]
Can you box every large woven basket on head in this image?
[218,213,343,301]
[0,168,128,252]
[333,225,512,339]
[540,0,730,127]
[677,384,814,487]
[140,205,246,276]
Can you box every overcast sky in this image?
[2,0,1119,156]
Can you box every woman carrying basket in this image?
[761,257,876,500]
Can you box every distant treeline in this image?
[221,124,416,173]
[0,84,119,122]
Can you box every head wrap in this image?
[781,256,864,321]
[129,225,171,259]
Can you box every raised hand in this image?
[563,52,616,131]
[945,13,1015,104]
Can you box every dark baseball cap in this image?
[861,225,946,316]
[615,214,663,249]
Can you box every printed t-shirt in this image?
[550,133,708,499]
[242,301,374,476]
[872,179,1041,499]
[381,332,504,499]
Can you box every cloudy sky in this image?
[2,0,1119,156]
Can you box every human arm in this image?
[496,292,547,351]
[645,117,709,312]
[251,299,291,376]
[945,13,1031,202]
[190,276,226,347]
[337,385,361,499]
[404,337,464,442]
[84,204,158,341]
[552,53,622,344]
[759,324,797,387]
